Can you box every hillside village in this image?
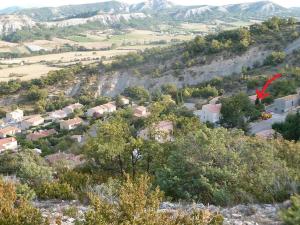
[1,89,299,155]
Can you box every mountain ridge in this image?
[1,1,300,36]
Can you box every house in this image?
[26,129,57,141]
[102,102,117,113]
[0,126,21,138]
[119,96,130,106]
[60,117,83,130]
[133,106,150,118]
[71,135,84,143]
[6,109,24,123]
[63,103,83,115]
[21,115,44,130]
[249,95,258,104]
[274,94,300,113]
[138,120,174,143]
[0,137,18,153]
[49,110,68,121]
[194,103,222,124]
[45,152,85,168]
[86,102,116,117]
[86,106,106,117]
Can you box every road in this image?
[249,112,286,134]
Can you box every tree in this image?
[84,174,223,225]
[264,51,286,66]
[84,117,131,175]
[220,93,260,130]
[280,195,300,225]
[26,85,48,101]
[273,111,300,141]
[0,178,48,225]
[123,86,150,102]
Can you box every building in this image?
[71,135,84,143]
[274,94,300,113]
[102,102,117,113]
[21,116,44,130]
[0,126,21,138]
[249,95,258,104]
[60,117,83,130]
[86,102,116,117]
[49,110,68,121]
[0,137,18,153]
[26,129,57,141]
[63,103,83,115]
[194,103,222,124]
[133,106,150,118]
[119,96,130,106]
[138,120,174,143]
[6,109,24,123]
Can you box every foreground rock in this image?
[34,200,283,225]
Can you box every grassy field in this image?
[0,28,195,82]
[0,64,59,81]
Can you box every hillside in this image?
[90,17,300,97]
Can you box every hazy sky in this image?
[2,0,300,9]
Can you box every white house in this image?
[60,117,83,130]
[133,106,150,118]
[120,96,130,106]
[6,109,24,123]
[63,103,83,115]
[0,126,21,138]
[138,121,174,143]
[274,94,300,113]
[86,102,116,117]
[21,115,45,130]
[194,103,222,124]
[49,110,68,121]
[0,137,18,153]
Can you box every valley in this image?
[0,1,300,225]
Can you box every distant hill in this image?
[11,0,300,22]
[1,0,300,37]
[0,6,22,15]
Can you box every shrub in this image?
[36,181,76,200]
[280,195,300,225]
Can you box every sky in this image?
[2,0,300,10]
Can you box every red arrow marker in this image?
[256,73,282,100]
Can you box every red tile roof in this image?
[202,104,222,113]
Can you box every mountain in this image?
[130,0,174,12]
[172,1,290,22]
[0,6,22,15]
[18,1,130,21]
[1,1,300,36]
[0,15,35,35]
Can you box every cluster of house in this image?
[192,92,300,139]
[0,96,160,153]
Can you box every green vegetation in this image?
[0,178,48,225]
[264,51,286,66]
[84,175,223,225]
[220,93,260,130]
[273,112,300,141]
[280,195,300,225]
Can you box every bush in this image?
[36,181,76,200]
[264,51,286,65]
[0,178,48,225]
[280,195,300,225]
